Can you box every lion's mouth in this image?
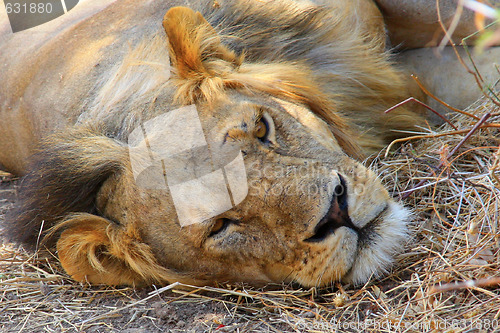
[304,175,359,242]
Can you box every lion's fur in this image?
[1,0,421,287]
[73,0,426,156]
[5,128,126,248]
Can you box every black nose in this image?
[304,175,359,243]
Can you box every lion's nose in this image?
[304,174,359,243]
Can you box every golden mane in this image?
[163,6,361,157]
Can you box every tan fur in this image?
[163,6,244,102]
[54,214,172,286]
[2,0,425,287]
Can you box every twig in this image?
[411,74,480,119]
[462,42,500,106]
[489,144,500,184]
[436,0,500,109]
[436,0,500,107]
[383,125,498,157]
[79,282,180,326]
[436,0,486,92]
[437,0,465,50]
[429,277,500,295]
[384,96,458,130]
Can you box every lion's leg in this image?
[396,46,500,123]
[374,0,499,121]
[375,0,500,49]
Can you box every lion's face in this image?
[97,92,409,287]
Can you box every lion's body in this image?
[0,0,173,174]
[0,0,422,175]
[0,0,497,287]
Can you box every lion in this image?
[0,0,497,287]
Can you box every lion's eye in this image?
[209,218,232,237]
[255,119,268,139]
[255,114,271,142]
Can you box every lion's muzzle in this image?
[304,174,359,242]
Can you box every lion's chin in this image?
[342,200,411,285]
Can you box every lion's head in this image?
[119,93,409,287]
[6,5,413,287]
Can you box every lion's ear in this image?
[163,6,243,103]
[55,214,171,286]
